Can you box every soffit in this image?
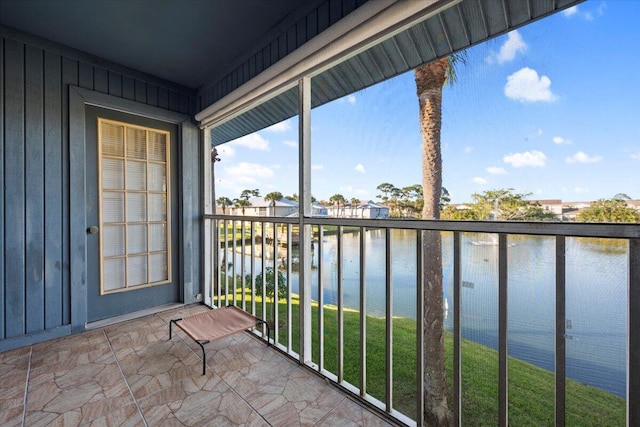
[210,0,581,145]
[0,0,316,89]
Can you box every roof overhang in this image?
[203,0,583,144]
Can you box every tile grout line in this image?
[312,395,347,427]
[103,329,149,427]
[159,312,273,426]
[21,346,33,427]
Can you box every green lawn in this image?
[215,287,625,426]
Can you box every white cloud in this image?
[575,186,590,194]
[265,120,292,133]
[339,185,354,192]
[496,31,527,64]
[229,133,270,151]
[464,146,474,154]
[538,129,543,135]
[282,139,298,148]
[223,162,274,184]
[485,31,526,64]
[472,177,488,185]
[486,166,507,175]
[566,151,602,164]
[563,4,605,21]
[552,136,572,145]
[503,150,547,168]
[631,153,640,160]
[216,144,236,158]
[338,94,357,105]
[355,163,366,174]
[504,67,557,103]
[311,164,324,170]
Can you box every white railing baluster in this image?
[250,222,256,316]
[629,238,640,426]
[453,231,462,427]
[337,226,344,383]
[416,230,425,425]
[287,223,293,353]
[262,221,267,335]
[498,233,508,427]
[318,226,325,372]
[224,219,229,305]
[360,226,367,397]
[556,236,566,427]
[241,220,246,311]
[231,219,237,306]
[274,222,279,345]
[385,227,393,412]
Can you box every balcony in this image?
[204,215,639,426]
[0,304,397,426]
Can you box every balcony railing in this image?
[203,214,639,426]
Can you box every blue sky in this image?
[214,1,640,204]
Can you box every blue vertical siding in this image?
[25,45,45,334]
[43,51,63,330]
[4,38,26,339]
[61,56,76,327]
[0,28,196,349]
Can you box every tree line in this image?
[217,186,638,223]
[376,184,639,223]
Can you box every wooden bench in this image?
[169,305,270,374]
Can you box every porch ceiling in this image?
[0,0,318,89]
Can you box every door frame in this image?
[69,86,200,332]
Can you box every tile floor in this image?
[0,304,397,426]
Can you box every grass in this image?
[214,286,625,426]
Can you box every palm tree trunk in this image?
[415,58,451,426]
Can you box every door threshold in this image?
[86,302,186,330]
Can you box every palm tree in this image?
[415,53,465,427]
[264,191,283,216]
[329,193,347,217]
[216,196,232,215]
[240,188,260,201]
[233,198,251,216]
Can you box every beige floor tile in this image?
[316,397,394,426]
[0,406,24,427]
[1,304,398,427]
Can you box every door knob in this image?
[88,225,100,234]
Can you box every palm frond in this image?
[445,51,468,86]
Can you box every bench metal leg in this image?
[197,340,209,375]
[169,318,182,340]
[257,319,271,346]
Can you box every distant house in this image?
[626,200,640,212]
[228,196,298,217]
[222,197,332,217]
[284,202,329,217]
[562,201,593,221]
[531,199,563,219]
[326,200,389,218]
[312,202,328,217]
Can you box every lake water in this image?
[224,229,627,397]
